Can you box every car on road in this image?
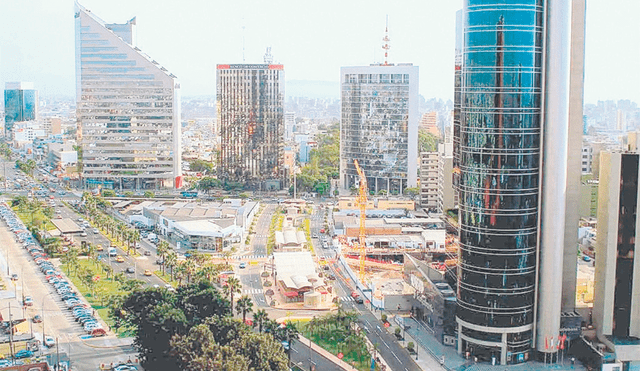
[125,267,135,274]
[14,350,33,359]
[80,232,88,237]
[23,296,33,306]
[93,228,99,234]
[113,364,138,371]
[143,250,151,256]
[10,274,18,281]
[144,270,152,276]
[583,255,592,262]
[43,336,55,347]
[96,244,104,251]
[116,256,125,263]
[312,234,318,239]
[239,262,247,269]
[32,315,42,323]
[90,328,107,337]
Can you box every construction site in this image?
[333,160,458,313]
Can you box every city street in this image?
[0,213,139,371]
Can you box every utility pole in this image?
[8,303,14,362]
[41,301,45,356]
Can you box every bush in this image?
[407,342,415,353]
[395,327,401,336]
[381,314,387,323]
[263,281,272,287]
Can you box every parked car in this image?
[15,349,33,359]
[32,315,42,323]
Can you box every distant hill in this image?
[285,80,340,99]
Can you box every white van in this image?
[108,247,117,257]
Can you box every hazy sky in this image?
[1,0,639,104]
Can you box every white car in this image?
[43,336,55,347]
[93,228,99,234]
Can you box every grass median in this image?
[65,258,129,336]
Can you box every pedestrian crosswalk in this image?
[243,289,263,294]
[339,296,355,302]
[235,255,266,260]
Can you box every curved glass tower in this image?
[457,0,543,363]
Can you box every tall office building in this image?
[454,0,584,364]
[4,82,38,135]
[75,2,181,190]
[593,151,640,366]
[340,64,419,194]
[216,64,285,190]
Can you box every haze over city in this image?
[0,0,638,102]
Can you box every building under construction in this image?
[216,63,285,191]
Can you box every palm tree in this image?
[183,259,197,284]
[165,251,178,281]
[223,276,242,313]
[131,229,140,253]
[61,249,79,275]
[236,295,254,323]
[253,309,269,333]
[156,240,170,274]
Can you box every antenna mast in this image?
[382,15,390,66]
[264,47,273,64]
[242,19,246,62]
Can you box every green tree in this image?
[223,276,242,314]
[418,129,438,152]
[189,159,214,174]
[197,177,222,194]
[144,191,155,198]
[101,189,116,197]
[235,295,253,323]
[170,317,288,371]
[253,309,269,333]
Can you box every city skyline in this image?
[0,0,638,104]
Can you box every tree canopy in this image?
[115,281,288,371]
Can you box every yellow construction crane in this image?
[353,160,368,283]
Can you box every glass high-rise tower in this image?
[4,82,38,135]
[75,2,181,190]
[455,0,583,364]
[216,64,285,191]
[340,64,419,194]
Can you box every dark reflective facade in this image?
[457,0,543,362]
[4,84,38,133]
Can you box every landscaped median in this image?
[62,257,138,337]
[288,311,380,371]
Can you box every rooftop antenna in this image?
[382,15,390,66]
[264,47,273,64]
[242,19,246,62]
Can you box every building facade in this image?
[340,64,419,195]
[216,64,285,190]
[75,2,181,190]
[420,151,439,212]
[455,0,583,364]
[4,82,38,135]
[593,151,640,367]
